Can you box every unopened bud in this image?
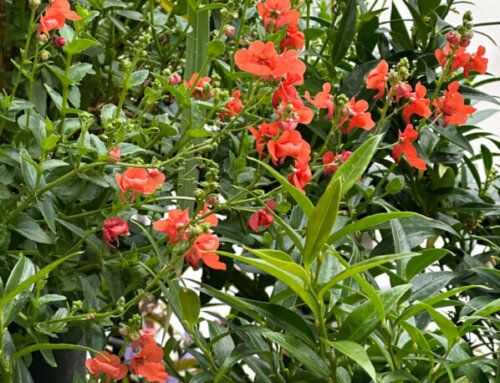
[40,50,50,61]
[224,26,235,37]
[169,74,182,85]
[29,0,41,7]
[446,32,460,45]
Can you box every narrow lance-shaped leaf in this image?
[304,178,341,269]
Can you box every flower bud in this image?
[53,36,66,48]
[279,119,298,131]
[169,73,182,85]
[446,32,460,45]
[40,50,50,61]
[224,26,235,37]
[29,0,41,7]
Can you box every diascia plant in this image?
[0,0,499,382]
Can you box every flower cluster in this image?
[86,330,168,383]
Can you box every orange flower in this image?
[392,125,426,170]
[257,0,300,32]
[288,160,312,194]
[108,147,121,161]
[272,72,303,108]
[185,233,226,270]
[248,200,277,232]
[270,49,306,79]
[235,41,278,76]
[340,98,375,133]
[86,351,128,383]
[249,122,280,156]
[280,26,305,51]
[103,217,129,248]
[267,130,311,164]
[463,46,488,78]
[323,150,352,178]
[153,209,191,245]
[432,81,476,126]
[220,90,243,121]
[37,0,81,39]
[115,168,165,203]
[366,60,388,100]
[305,83,335,119]
[435,44,470,73]
[130,333,168,383]
[198,203,218,227]
[184,73,212,100]
[402,82,431,123]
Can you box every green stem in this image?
[374,87,394,135]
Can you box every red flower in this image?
[280,26,305,51]
[402,82,431,123]
[272,72,303,108]
[198,203,218,227]
[366,60,388,100]
[115,168,165,203]
[249,122,280,156]
[435,44,470,73]
[220,90,243,121]
[235,41,278,76]
[103,217,129,248]
[463,46,488,78]
[340,98,375,133]
[393,83,412,102]
[257,0,300,32]
[184,73,212,100]
[153,209,191,245]
[184,233,225,270]
[248,200,277,232]
[392,124,426,170]
[130,333,168,383]
[288,160,312,194]
[270,49,306,80]
[432,81,476,126]
[109,147,121,161]
[322,150,352,177]
[86,352,128,383]
[37,0,81,39]
[268,130,311,164]
[305,83,335,119]
[275,98,313,125]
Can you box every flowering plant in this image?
[0,0,499,382]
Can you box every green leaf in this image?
[405,248,449,281]
[0,252,79,312]
[332,135,382,197]
[330,0,357,65]
[248,157,314,217]
[480,144,493,172]
[338,284,412,342]
[44,84,63,110]
[42,135,61,151]
[412,302,459,346]
[37,194,57,234]
[127,69,149,89]
[3,257,35,326]
[214,344,266,383]
[64,38,100,54]
[318,252,417,299]
[329,340,376,381]
[68,63,95,84]
[460,298,500,335]
[19,149,38,189]
[178,288,201,327]
[217,250,318,316]
[11,213,54,244]
[207,40,225,57]
[328,212,420,244]
[304,178,341,269]
[263,332,329,377]
[390,2,413,50]
[11,344,104,365]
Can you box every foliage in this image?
[0,0,499,382]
